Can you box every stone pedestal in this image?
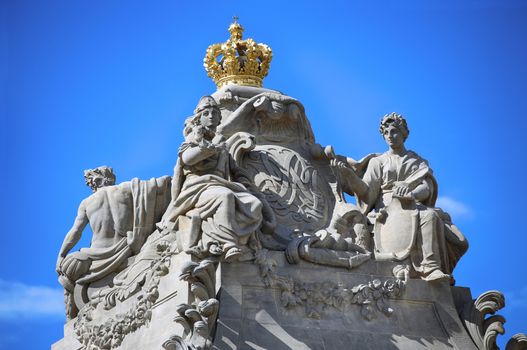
[53,249,523,350]
[214,252,477,350]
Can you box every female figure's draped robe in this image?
[162,141,263,256]
[348,151,468,277]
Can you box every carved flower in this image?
[360,302,374,321]
[371,279,382,289]
[136,302,148,322]
[372,289,382,299]
[351,292,364,305]
[329,288,346,309]
[146,285,159,303]
[280,290,302,308]
[121,315,132,333]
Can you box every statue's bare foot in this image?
[224,247,243,262]
[425,269,450,282]
[208,243,223,256]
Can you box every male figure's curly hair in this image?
[379,112,410,141]
[83,166,116,192]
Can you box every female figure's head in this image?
[184,96,221,140]
[379,112,410,151]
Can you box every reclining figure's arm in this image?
[56,201,89,273]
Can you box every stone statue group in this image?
[56,91,468,320]
[52,21,525,350]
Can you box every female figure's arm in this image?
[410,180,430,202]
[332,159,369,201]
[181,144,218,166]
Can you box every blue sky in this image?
[2,1,526,349]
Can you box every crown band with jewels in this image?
[204,19,272,89]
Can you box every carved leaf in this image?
[506,333,527,350]
[460,290,516,350]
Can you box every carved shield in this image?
[242,145,335,238]
[373,197,418,261]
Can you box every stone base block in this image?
[213,252,477,350]
[53,251,480,350]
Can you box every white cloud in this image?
[436,196,471,219]
[0,279,64,320]
[505,285,527,309]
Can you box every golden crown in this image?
[204,18,273,89]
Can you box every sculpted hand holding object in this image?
[161,96,271,262]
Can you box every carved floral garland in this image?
[74,240,175,350]
[255,249,405,320]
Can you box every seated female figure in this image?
[333,113,468,282]
[161,96,264,262]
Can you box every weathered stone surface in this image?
[53,252,197,350]
[213,252,477,349]
[54,20,526,350]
